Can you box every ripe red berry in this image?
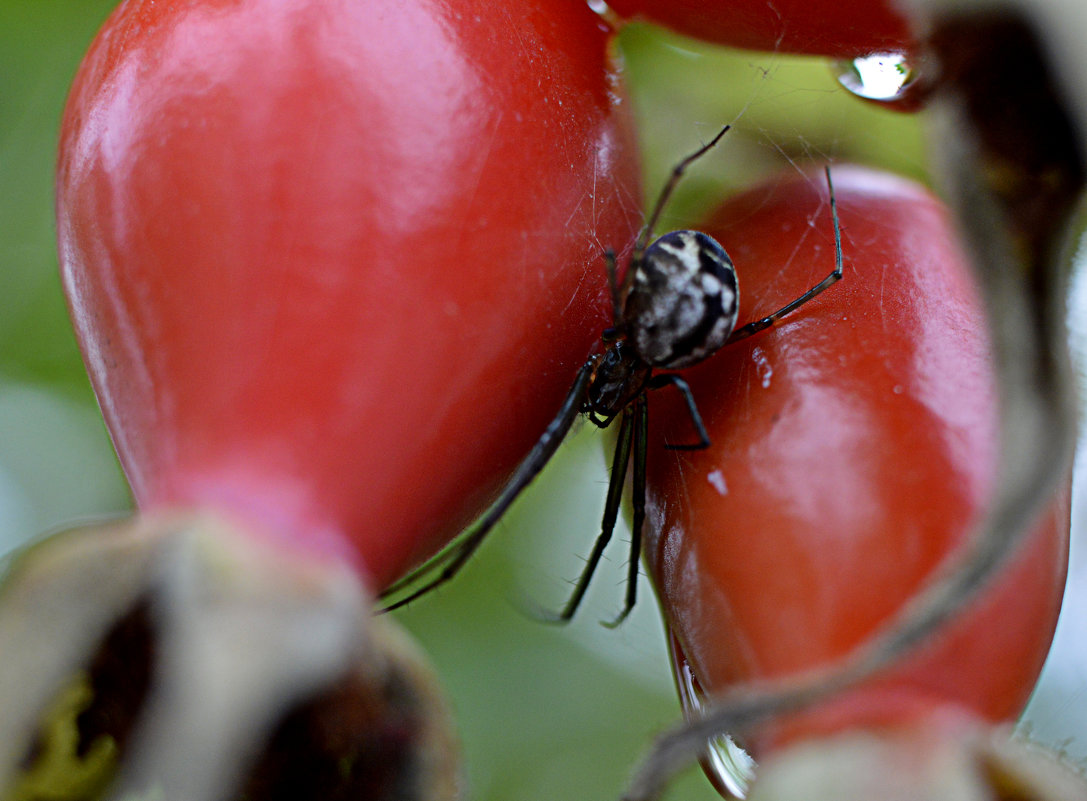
[56,0,641,589]
[643,166,1069,764]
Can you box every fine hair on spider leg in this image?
[380,132,844,625]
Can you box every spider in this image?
[381,126,844,624]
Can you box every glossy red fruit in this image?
[56,0,640,589]
[643,166,1069,757]
[608,0,915,58]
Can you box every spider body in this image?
[381,127,843,624]
[622,230,739,370]
[582,229,735,442]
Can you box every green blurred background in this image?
[1,3,1084,799]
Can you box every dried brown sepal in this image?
[236,618,460,801]
[0,513,460,801]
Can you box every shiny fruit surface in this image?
[644,166,1069,753]
[57,0,641,587]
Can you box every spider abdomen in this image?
[623,230,739,369]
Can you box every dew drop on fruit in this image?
[833,52,926,109]
[669,632,756,799]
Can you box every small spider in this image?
[381,126,844,624]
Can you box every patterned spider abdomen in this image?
[623,230,739,369]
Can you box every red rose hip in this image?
[642,166,1069,796]
[56,0,641,589]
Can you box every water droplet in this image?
[586,0,609,13]
[834,52,929,110]
[669,633,756,799]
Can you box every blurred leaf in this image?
[0,0,117,393]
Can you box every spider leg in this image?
[587,408,615,428]
[648,373,710,450]
[726,165,844,345]
[547,399,636,623]
[604,395,648,628]
[620,125,732,302]
[640,125,732,252]
[378,533,461,600]
[378,358,597,613]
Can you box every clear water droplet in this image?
[834,52,927,109]
[669,632,756,799]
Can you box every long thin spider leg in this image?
[620,125,732,302]
[588,409,614,428]
[648,373,710,450]
[604,395,648,629]
[381,490,481,597]
[379,358,597,613]
[547,401,635,623]
[726,165,844,345]
[378,538,460,599]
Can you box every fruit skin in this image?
[607,0,914,57]
[56,0,640,588]
[643,166,1069,755]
